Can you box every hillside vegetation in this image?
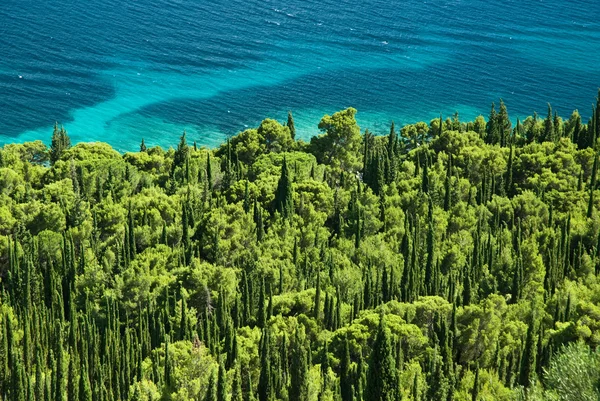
[2,95,600,401]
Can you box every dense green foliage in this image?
[2,94,600,401]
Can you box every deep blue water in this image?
[1,0,599,151]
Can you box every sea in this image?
[1,0,599,152]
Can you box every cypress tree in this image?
[12,350,26,401]
[217,359,227,401]
[544,103,553,142]
[365,315,397,401]
[68,352,79,401]
[289,328,309,401]
[257,278,266,329]
[314,269,321,320]
[174,130,189,169]
[140,138,147,152]
[232,362,243,401]
[161,222,168,245]
[471,365,479,401]
[486,103,499,145]
[412,372,419,401]
[128,206,136,258]
[387,122,397,183]
[274,156,294,219]
[340,336,353,401]
[498,99,511,147]
[506,141,514,195]
[207,153,213,192]
[243,180,250,214]
[35,347,45,401]
[205,369,217,401]
[553,110,561,140]
[519,314,537,387]
[381,267,389,303]
[424,199,435,295]
[164,336,172,389]
[181,201,189,250]
[55,325,66,401]
[444,156,452,211]
[287,111,296,140]
[78,362,92,401]
[245,362,255,401]
[588,152,598,218]
[462,268,472,306]
[421,159,429,194]
[258,329,271,401]
[50,124,71,165]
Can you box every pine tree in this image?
[274,156,294,219]
[365,315,397,401]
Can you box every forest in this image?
[1,92,600,401]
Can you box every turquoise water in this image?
[0,0,599,151]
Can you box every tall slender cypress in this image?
[588,152,598,218]
[365,315,397,401]
[289,328,308,401]
[274,156,294,219]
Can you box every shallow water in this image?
[1,0,599,151]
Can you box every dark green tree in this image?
[588,153,598,218]
[274,156,294,219]
[340,336,353,401]
[365,315,398,401]
[217,359,227,401]
[205,369,217,401]
[174,130,189,169]
[287,111,296,140]
[50,123,71,165]
[486,103,499,145]
[258,329,272,401]
[471,365,479,401]
[289,329,309,401]
[519,314,537,387]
